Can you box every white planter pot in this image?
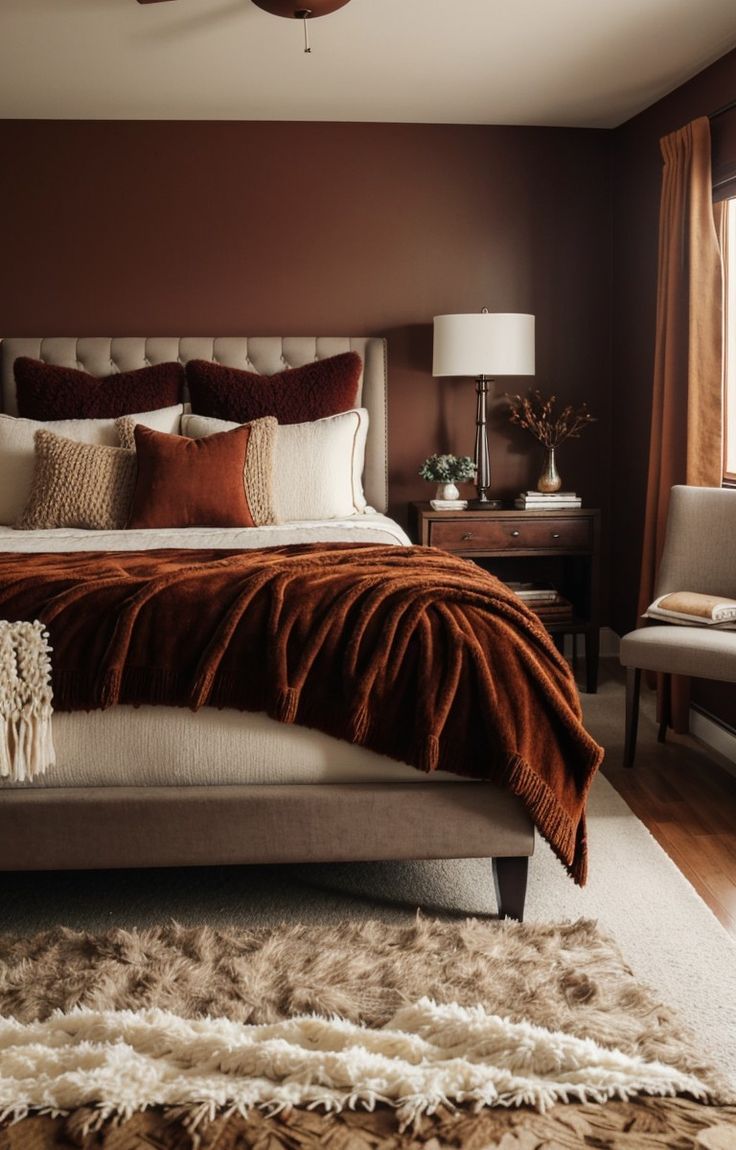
[436,482,460,501]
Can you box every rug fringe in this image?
[0,1077,712,1134]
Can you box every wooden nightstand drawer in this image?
[430,516,592,552]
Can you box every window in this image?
[725,198,736,482]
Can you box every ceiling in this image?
[1,0,735,128]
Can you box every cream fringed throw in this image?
[0,620,54,782]
[0,999,709,1128]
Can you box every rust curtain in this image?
[638,116,725,731]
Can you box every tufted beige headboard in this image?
[0,336,388,513]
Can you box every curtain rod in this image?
[710,97,736,120]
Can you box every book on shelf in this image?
[506,582,574,618]
[533,595,573,609]
[532,593,574,614]
[505,581,560,603]
[533,600,574,617]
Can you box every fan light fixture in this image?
[137,0,353,53]
[251,0,352,52]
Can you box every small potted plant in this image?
[419,453,476,502]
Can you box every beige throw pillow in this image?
[0,405,183,526]
[15,431,136,531]
[116,414,279,527]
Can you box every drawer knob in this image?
[510,530,520,538]
[552,532,561,539]
[462,531,474,540]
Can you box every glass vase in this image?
[537,447,562,493]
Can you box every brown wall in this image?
[0,119,612,547]
[611,47,736,729]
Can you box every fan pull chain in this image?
[296,8,312,52]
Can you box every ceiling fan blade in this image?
[136,1,178,5]
[252,0,351,15]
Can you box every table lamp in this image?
[433,309,535,509]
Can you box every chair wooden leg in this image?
[492,856,529,921]
[658,672,670,743]
[624,666,641,768]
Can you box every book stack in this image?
[506,582,575,624]
[514,491,582,509]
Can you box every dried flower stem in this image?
[506,389,596,448]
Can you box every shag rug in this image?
[1,917,735,1148]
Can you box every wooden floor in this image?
[603,725,736,939]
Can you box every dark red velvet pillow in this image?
[127,424,255,530]
[14,358,185,421]
[186,351,362,425]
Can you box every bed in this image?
[0,336,600,922]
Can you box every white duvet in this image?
[0,512,411,553]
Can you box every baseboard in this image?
[690,706,736,775]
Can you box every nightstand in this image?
[409,503,601,693]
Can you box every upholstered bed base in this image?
[0,784,534,919]
[0,335,536,920]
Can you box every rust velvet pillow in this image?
[186,351,362,425]
[15,358,185,421]
[127,424,255,530]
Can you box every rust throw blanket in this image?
[0,545,603,882]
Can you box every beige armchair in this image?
[620,485,736,767]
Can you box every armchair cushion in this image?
[620,625,736,681]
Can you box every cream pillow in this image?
[0,405,183,525]
[181,408,369,522]
[15,431,136,531]
[118,414,279,527]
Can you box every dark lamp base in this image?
[467,497,504,510]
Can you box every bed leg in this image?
[492,856,528,921]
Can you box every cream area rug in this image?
[0,916,733,1147]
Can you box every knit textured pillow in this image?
[117,415,279,527]
[14,358,185,421]
[15,431,136,531]
[186,352,362,425]
[127,424,258,530]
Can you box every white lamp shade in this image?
[433,312,535,377]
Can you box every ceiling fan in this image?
[135,0,352,51]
